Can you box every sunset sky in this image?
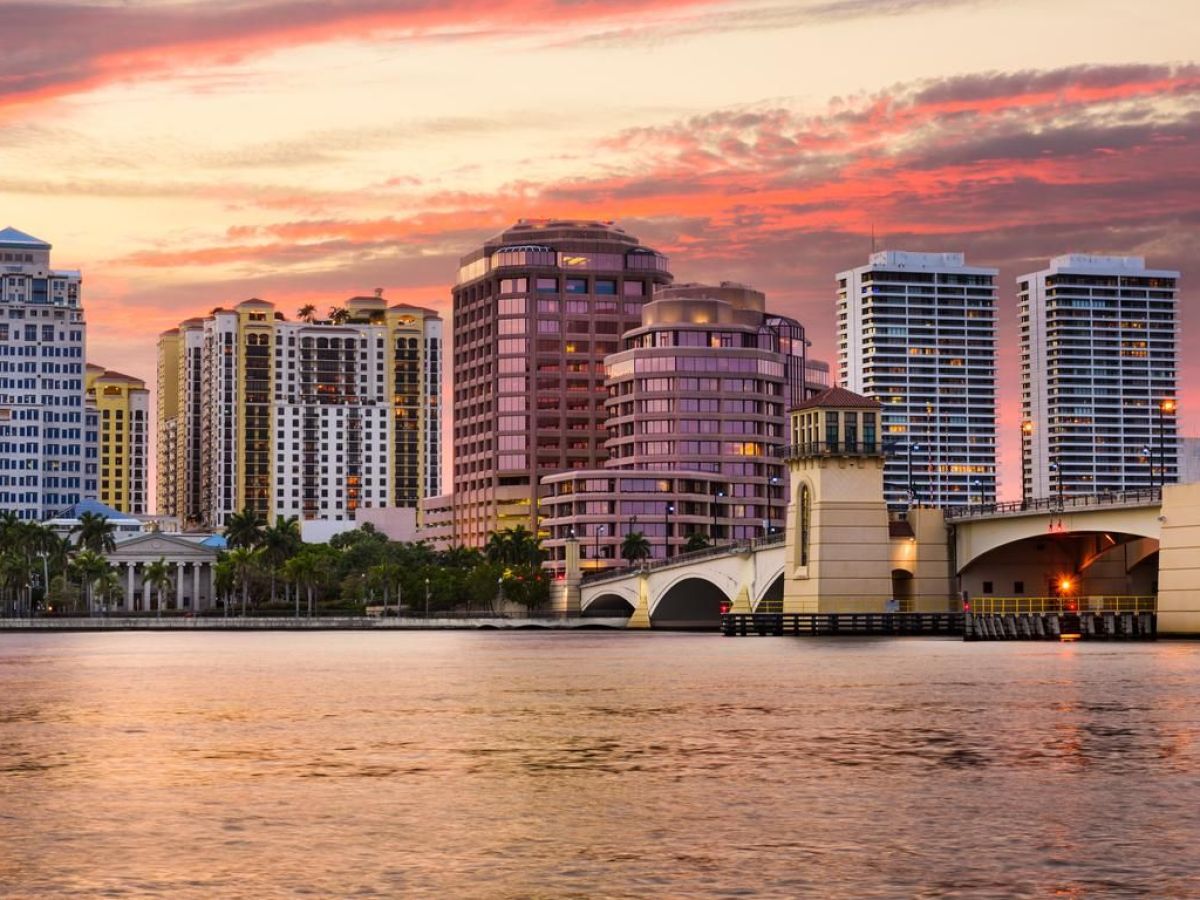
[2,0,1197,499]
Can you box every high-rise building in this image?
[0,227,96,520]
[837,250,998,507]
[158,294,441,529]
[157,317,205,526]
[85,364,149,514]
[1019,255,1179,499]
[451,220,672,547]
[540,282,805,574]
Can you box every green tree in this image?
[72,549,110,615]
[144,557,175,618]
[213,559,235,616]
[284,545,335,617]
[94,569,125,615]
[367,561,403,616]
[328,306,350,325]
[621,531,651,566]
[0,548,31,617]
[297,304,317,323]
[260,515,301,605]
[46,574,81,615]
[485,526,542,567]
[224,507,266,550]
[225,547,260,616]
[684,532,711,553]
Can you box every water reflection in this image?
[2,633,1199,896]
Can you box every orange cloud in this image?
[0,0,726,117]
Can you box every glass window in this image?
[595,279,617,295]
[500,277,528,293]
[565,278,588,294]
[536,277,558,293]
[623,281,645,297]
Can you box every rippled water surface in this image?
[2,632,1200,897]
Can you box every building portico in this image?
[106,533,221,613]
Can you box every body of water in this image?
[2,632,1199,897]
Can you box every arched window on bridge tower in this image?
[800,483,811,566]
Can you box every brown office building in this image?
[452,220,672,547]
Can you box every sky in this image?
[1,0,1197,501]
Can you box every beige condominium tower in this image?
[84,364,149,515]
[158,294,441,529]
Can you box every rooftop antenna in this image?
[870,223,877,254]
[374,287,383,298]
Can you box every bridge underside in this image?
[651,577,729,630]
[581,592,635,618]
[959,530,1159,600]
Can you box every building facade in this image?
[451,220,672,547]
[838,250,998,508]
[540,282,805,574]
[1019,255,1179,499]
[0,227,96,520]
[158,294,441,529]
[85,364,149,515]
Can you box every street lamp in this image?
[594,524,606,564]
[1142,445,1152,490]
[1049,461,1063,509]
[665,503,674,559]
[711,486,724,543]
[907,442,921,507]
[1159,397,1176,493]
[972,478,982,506]
[424,576,430,618]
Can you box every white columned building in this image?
[105,533,222,613]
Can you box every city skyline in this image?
[0,0,1196,500]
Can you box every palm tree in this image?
[368,561,403,617]
[213,559,235,617]
[684,532,711,553]
[144,557,175,618]
[0,548,30,617]
[72,550,110,616]
[224,507,265,550]
[328,306,350,325]
[94,570,125,615]
[225,547,259,617]
[485,526,542,567]
[621,531,651,566]
[297,304,317,323]
[284,550,322,617]
[73,511,117,554]
[260,515,301,605]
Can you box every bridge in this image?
[565,391,1200,633]
[580,534,784,628]
[573,484,1200,633]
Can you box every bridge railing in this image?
[970,595,1156,615]
[945,487,1162,521]
[580,532,786,586]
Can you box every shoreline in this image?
[0,616,632,632]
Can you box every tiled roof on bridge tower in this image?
[793,386,881,411]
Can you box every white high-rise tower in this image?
[0,228,97,521]
[1019,255,1179,500]
[837,250,998,508]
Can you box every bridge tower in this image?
[781,388,894,612]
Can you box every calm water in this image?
[2,632,1199,898]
